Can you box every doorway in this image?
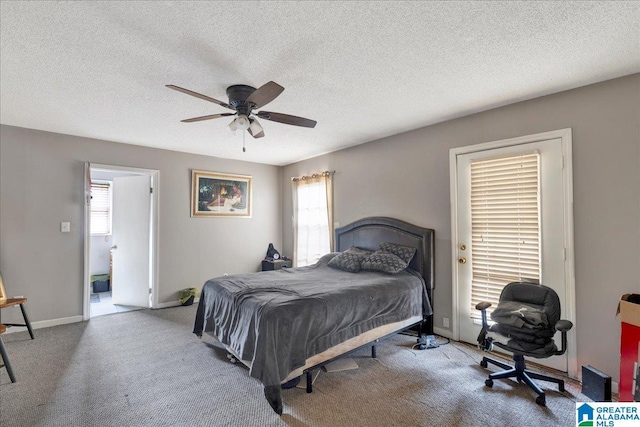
[83,163,159,320]
[449,129,576,377]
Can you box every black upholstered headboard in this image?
[335,217,435,291]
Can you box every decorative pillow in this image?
[345,246,372,257]
[327,247,372,273]
[379,242,417,264]
[361,251,408,274]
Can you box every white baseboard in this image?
[3,297,202,333]
[154,298,199,310]
[612,381,619,395]
[2,315,84,334]
[433,326,452,339]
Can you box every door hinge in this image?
[150,187,153,194]
[563,248,567,261]
[561,156,565,170]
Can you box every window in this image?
[292,171,334,267]
[90,181,112,235]
[469,153,541,320]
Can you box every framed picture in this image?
[0,272,6,303]
[191,170,252,217]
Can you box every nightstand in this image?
[261,259,292,271]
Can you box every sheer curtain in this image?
[292,171,334,267]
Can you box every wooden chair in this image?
[0,323,16,382]
[0,272,34,339]
[0,298,34,339]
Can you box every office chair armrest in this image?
[475,301,492,329]
[554,319,573,355]
[555,319,573,332]
[475,301,492,311]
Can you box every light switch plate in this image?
[61,222,71,232]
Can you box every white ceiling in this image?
[1,2,639,166]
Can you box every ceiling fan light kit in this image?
[249,118,263,135]
[167,81,317,151]
[229,115,250,132]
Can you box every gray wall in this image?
[282,74,640,384]
[0,126,282,322]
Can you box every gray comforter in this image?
[193,253,431,414]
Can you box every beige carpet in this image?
[0,305,588,426]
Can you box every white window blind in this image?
[294,174,332,267]
[90,182,112,235]
[470,153,541,320]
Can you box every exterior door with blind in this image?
[452,132,574,373]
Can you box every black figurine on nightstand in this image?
[262,243,291,270]
[265,243,281,260]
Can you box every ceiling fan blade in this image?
[181,113,235,123]
[166,85,234,110]
[256,111,317,128]
[245,81,284,109]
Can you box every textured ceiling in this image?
[1,1,639,166]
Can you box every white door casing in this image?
[449,129,576,376]
[83,163,159,320]
[111,175,152,308]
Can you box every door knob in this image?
[458,257,467,264]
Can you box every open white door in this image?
[111,175,151,308]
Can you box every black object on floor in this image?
[582,365,612,402]
[281,376,300,389]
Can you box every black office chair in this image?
[476,281,573,406]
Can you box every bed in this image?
[193,217,435,414]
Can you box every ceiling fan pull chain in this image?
[242,131,246,152]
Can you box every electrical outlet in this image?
[443,317,450,328]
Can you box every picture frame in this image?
[0,272,7,303]
[191,170,252,217]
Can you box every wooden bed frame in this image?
[297,216,435,392]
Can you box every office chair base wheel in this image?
[480,359,488,368]
[485,379,493,387]
[558,383,565,392]
[535,395,546,406]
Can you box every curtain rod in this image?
[291,170,335,182]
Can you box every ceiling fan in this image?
[166,81,317,142]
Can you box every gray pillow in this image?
[379,242,417,264]
[327,247,372,273]
[345,246,372,257]
[361,251,408,274]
